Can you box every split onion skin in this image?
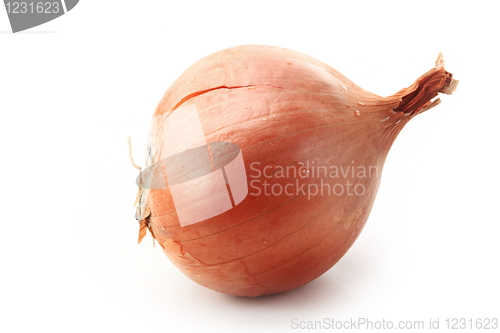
[137,45,457,297]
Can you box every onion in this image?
[134,45,458,297]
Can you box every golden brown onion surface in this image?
[135,45,457,297]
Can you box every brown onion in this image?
[135,45,458,297]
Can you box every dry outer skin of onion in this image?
[134,45,458,297]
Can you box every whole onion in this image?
[134,45,457,297]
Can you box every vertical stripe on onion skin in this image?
[136,45,458,297]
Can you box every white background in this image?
[1,1,498,332]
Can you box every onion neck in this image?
[392,53,459,116]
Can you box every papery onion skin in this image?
[137,45,457,297]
